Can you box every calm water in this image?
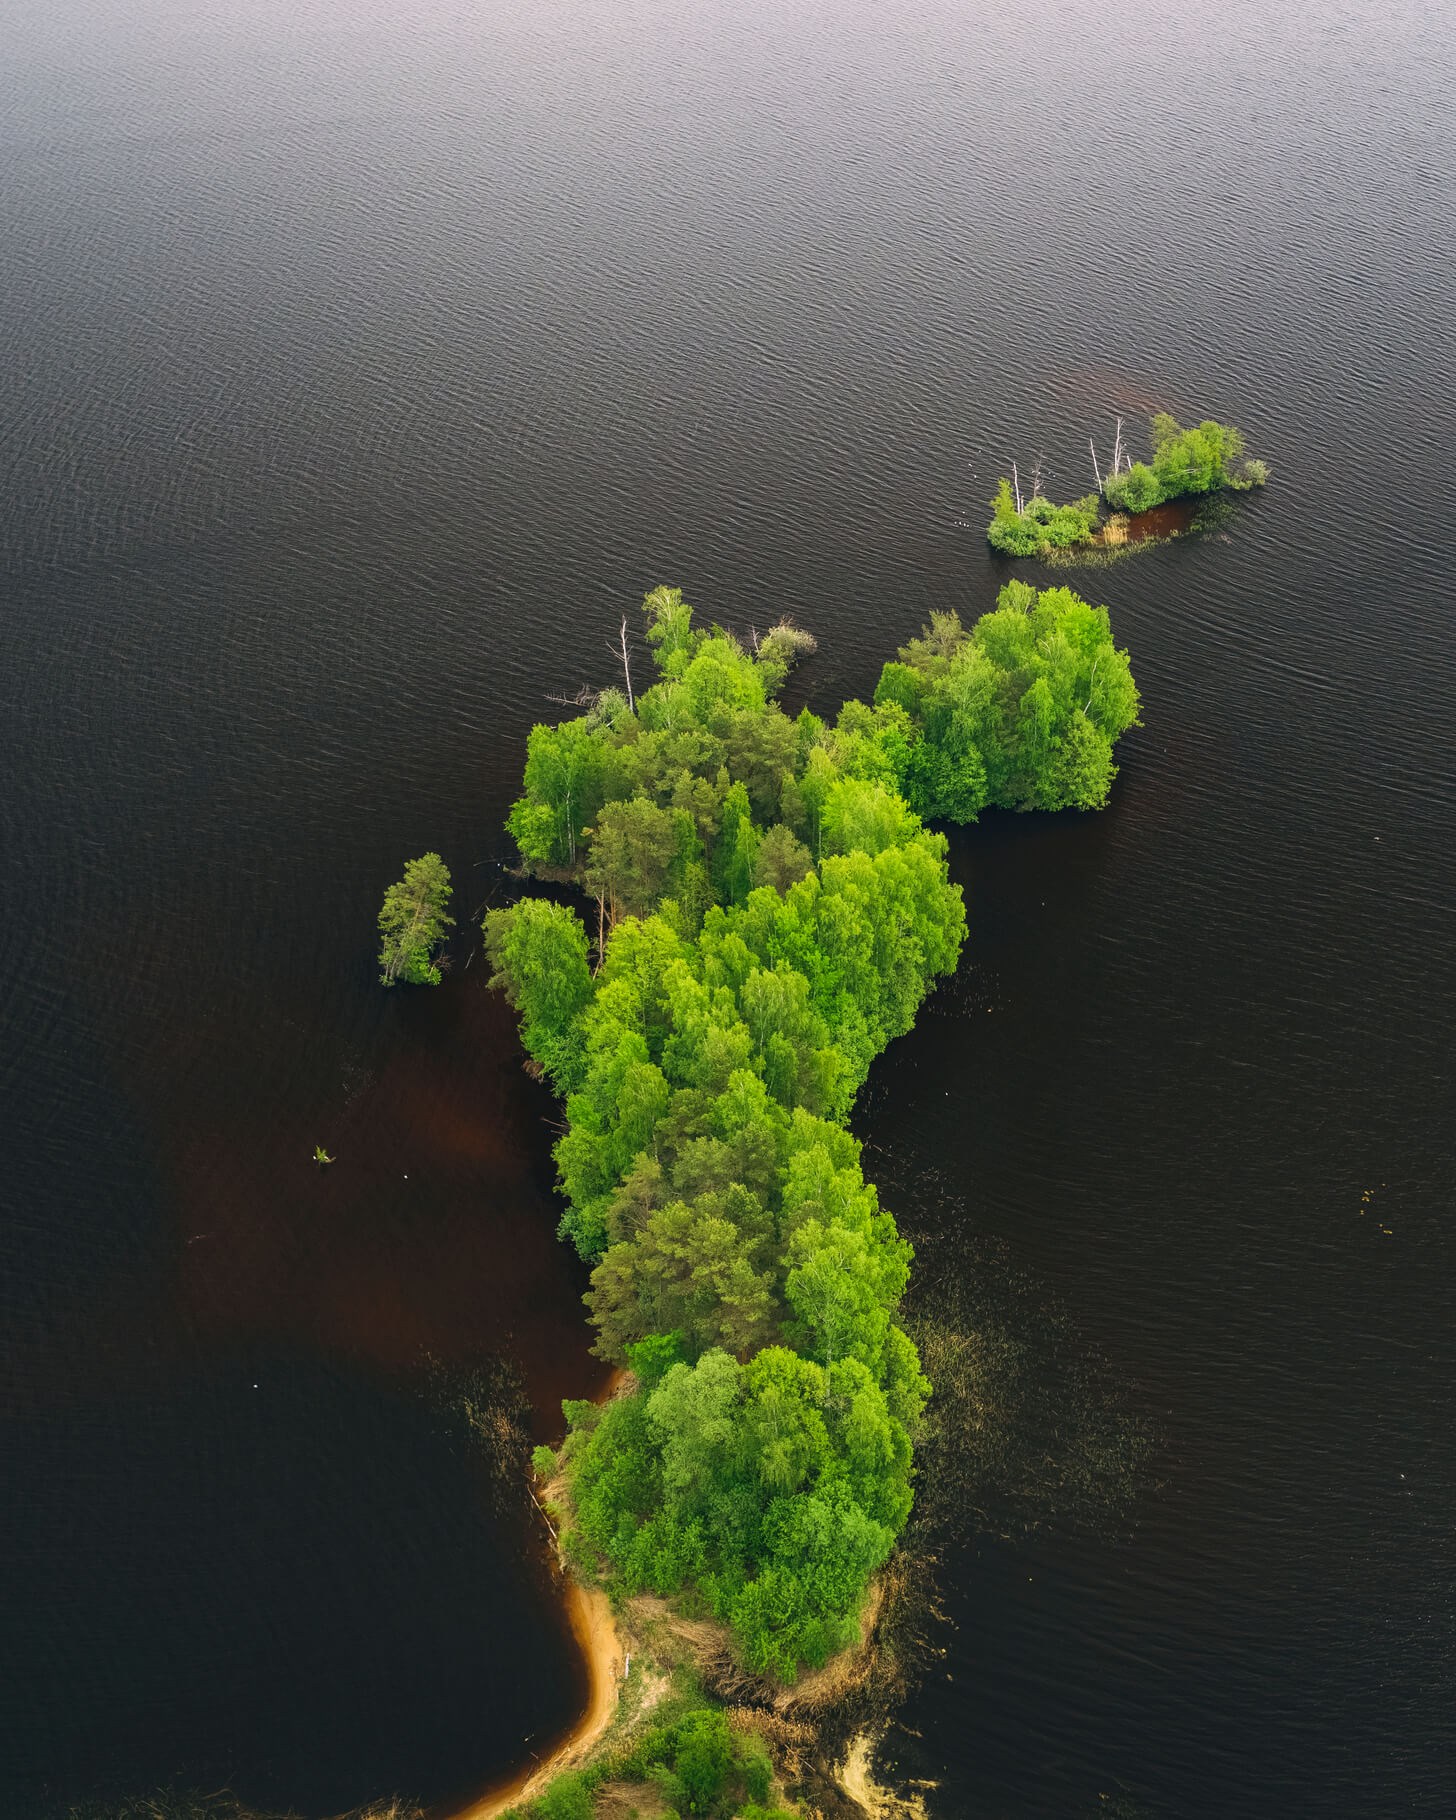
[2,1,1453,1814]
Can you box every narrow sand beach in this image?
[448,1577,623,1820]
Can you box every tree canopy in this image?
[876,581,1141,816]
[492,581,1136,1680]
[378,852,453,985]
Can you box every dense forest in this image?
[479,581,1139,1683]
[987,412,1269,557]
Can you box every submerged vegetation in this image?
[986,411,1268,559]
[484,580,1140,1690]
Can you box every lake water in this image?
[2,1,1453,1815]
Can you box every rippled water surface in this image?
[3,1,1453,1815]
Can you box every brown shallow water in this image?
[163,977,610,1423]
[1096,497,1198,545]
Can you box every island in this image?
[986,412,1269,559]
[452,580,1141,1819]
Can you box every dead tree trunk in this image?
[1012,460,1024,515]
[1090,437,1103,494]
[617,615,635,713]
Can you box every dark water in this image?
[3,1,1453,1815]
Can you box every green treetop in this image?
[877,581,1141,818]
[483,580,1135,1681]
[377,852,453,986]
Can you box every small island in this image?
[464,581,1141,1819]
[986,412,1269,559]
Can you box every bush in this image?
[1102,461,1165,514]
[737,1736,774,1804]
[531,1772,593,1820]
[986,479,1099,555]
[599,1703,782,1817]
[673,1709,736,1811]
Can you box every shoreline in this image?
[446,1373,631,1820]
[445,1577,624,1820]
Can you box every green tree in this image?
[378,852,453,985]
[880,583,1139,816]
[585,797,679,926]
[752,822,814,894]
[483,898,595,1088]
[672,1709,736,1812]
[507,719,610,868]
[642,584,702,678]
[586,1194,779,1362]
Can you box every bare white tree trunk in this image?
[1090,437,1103,494]
[617,615,635,713]
[1012,460,1024,515]
[1112,416,1126,476]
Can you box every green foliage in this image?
[1102,414,1264,513]
[530,1772,593,1820]
[509,1695,789,1820]
[880,582,1140,817]
[531,1444,558,1479]
[484,897,595,1090]
[987,478,1099,556]
[378,852,453,986]
[1102,460,1163,514]
[671,1709,737,1811]
[489,582,1131,1682]
[624,1329,689,1387]
[989,414,1265,553]
[507,719,611,869]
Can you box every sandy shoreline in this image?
[446,1576,624,1820]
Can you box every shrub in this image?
[673,1709,737,1811]
[531,1772,593,1820]
[987,479,1099,555]
[1102,461,1165,514]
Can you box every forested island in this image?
[987,411,1269,558]
[371,581,1141,1818]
